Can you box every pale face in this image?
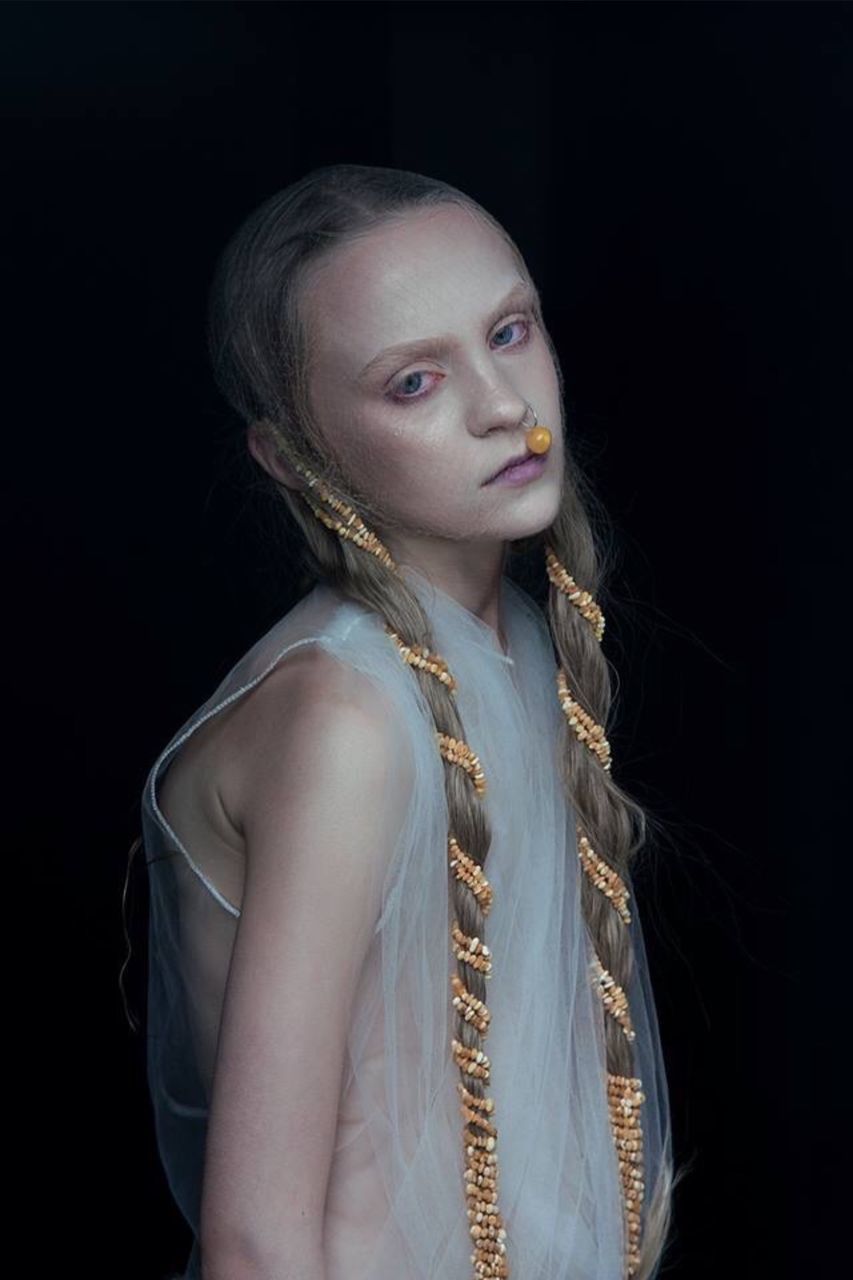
[253,202,565,579]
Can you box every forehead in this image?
[300,205,522,360]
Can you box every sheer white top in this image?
[141,562,672,1279]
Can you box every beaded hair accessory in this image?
[544,543,646,1275]
[288,408,647,1279]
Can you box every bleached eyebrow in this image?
[357,279,539,383]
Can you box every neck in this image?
[390,538,511,656]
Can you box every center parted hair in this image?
[205,163,679,1279]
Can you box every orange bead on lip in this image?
[525,425,552,454]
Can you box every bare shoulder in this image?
[156,642,407,911]
[216,642,409,850]
[157,646,371,826]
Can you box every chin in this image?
[499,490,562,541]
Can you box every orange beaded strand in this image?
[546,539,648,1277]
[577,830,632,925]
[555,668,613,771]
[608,1073,647,1276]
[544,547,606,641]
[384,627,458,693]
[449,835,495,915]
[388,588,505,1276]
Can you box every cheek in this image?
[373,435,456,493]
[360,421,469,508]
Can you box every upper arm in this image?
[198,644,414,1270]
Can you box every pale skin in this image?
[248,202,565,655]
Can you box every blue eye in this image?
[387,314,534,404]
[394,370,429,399]
[492,319,525,348]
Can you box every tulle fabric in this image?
[141,562,672,1280]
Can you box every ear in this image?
[246,420,306,491]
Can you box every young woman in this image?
[138,164,679,1280]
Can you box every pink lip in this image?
[485,450,548,487]
[485,449,534,484]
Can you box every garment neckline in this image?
[399,562,515,665]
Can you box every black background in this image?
[4,2,849,1276]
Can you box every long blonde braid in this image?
[544,546,647,1273]
[289,420,652,1279]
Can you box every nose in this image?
[466,370,531,438]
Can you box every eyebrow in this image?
[357,279,540,383]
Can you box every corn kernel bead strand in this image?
[458,1081,498,1131]
[438,732,488,796]
[465,1163,509,1277]
[449,835,495,915]
[451,972,492,1033]
[543,557,626,924]
[456,1014,508,1278]
[463,1134,508,1278]
[439,714,507,1277]
[590,953,636,1043]
[452,1038,492,1082]
[452,920,493,976]
[607,1072,646,1277]
[577,827,632,926]
[556,669,613,771]
[543,544,606,642]
[294,468,398,569]
[456,1009,508,1277]
[384,626,458,694]
[546,546,648,1279]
